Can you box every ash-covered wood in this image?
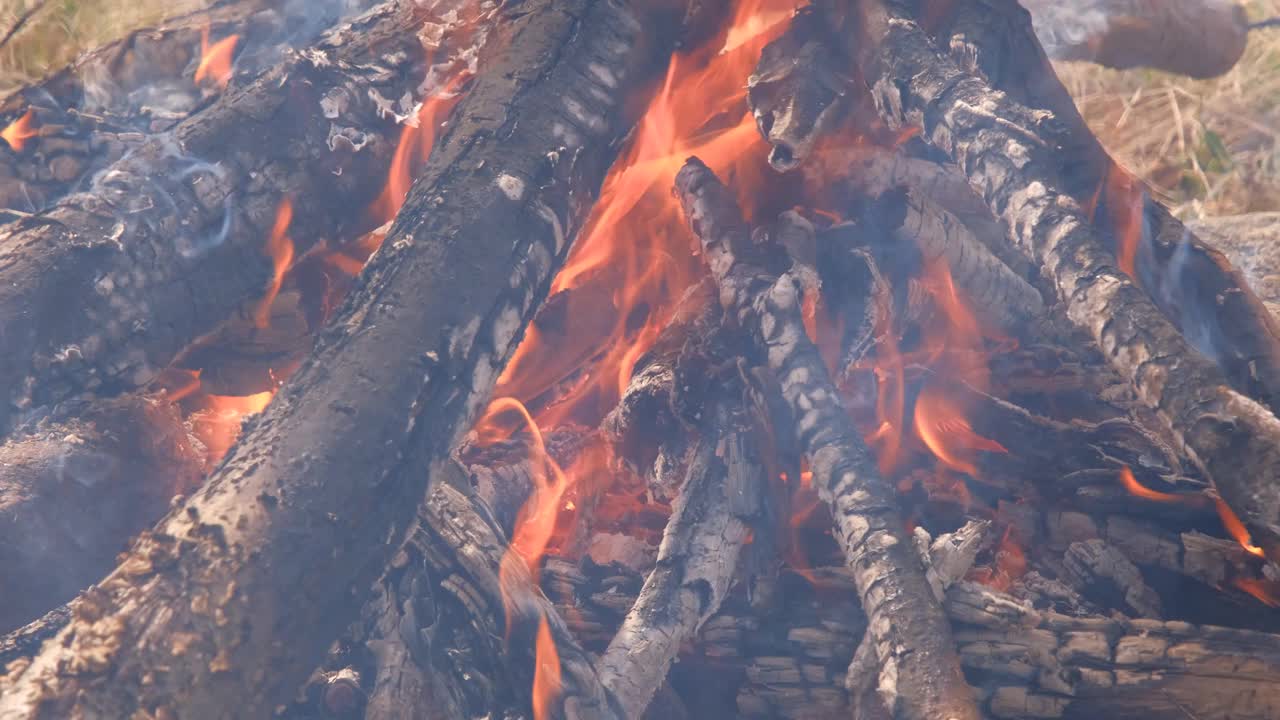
[939,0,1280,418]
[599,385,763,718]
[857,0,1280,562]
[1022,0,1250,78]
[675,157,979,720]
[0,0,364,214]
[0,0,463,432]
[0,394,204,633]
[0,0,666,714]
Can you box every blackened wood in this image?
[1187,212,1280,317]
[857,0,1280,561]
[0,0,663,714]
[675,157,979,720]
[0,0,361,213]
[0,0,447,432]
[0,395,205,633]
[939,0,1280,418]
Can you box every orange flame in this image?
[254,199,295,329]
[532,614,562,720]
[1215,498,1265,558]
[1,109,37,152]
[368,77,466,224]
[1233,578,1280,608]
[1118,466,1190,504]
[195,26,239,89]
[913,385,1007,476]
[189,391,273,464]
[1088,162,1144,280]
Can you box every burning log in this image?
[599,365,765,717]
[1022,0,1251,78]
[0,0,473,432]
[0,0,666,715]
[938,0,1280,418]
[0,0,374,214]
[674,157,980,720]
[0,394,205,633]
[1187,212,1280,317]
[856,0,1280,562]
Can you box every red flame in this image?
[913,386,1007,476]
[1233,578,1280,608]
[1117,466,1190,504]
[254,199,295,329]
[532,614,562,720]
[195,26,239,89]
[1,109,37,152]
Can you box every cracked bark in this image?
[0,0,365,214]
[0,0,667,715]
[0,0,460,433]
[675,157,979,720]
[856,0,1280,562]
[937,0,1280,418]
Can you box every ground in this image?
[1,0,1279,217]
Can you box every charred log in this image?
[938,0,1280,419]
[675,157,979,720]
[856,0,1280,562]
[0,0,464,432]
[0,0,665,715]
[0,394,205,633]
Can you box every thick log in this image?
[856,0,1280,561]
[0,395,205,633]
[0,0,665,715]
[0,0,462,432]
[938,0,1280,418]
[675,157,979,720]
[1022,0,1250,78]
[1186,212,1280,318]
[0,0,364,213]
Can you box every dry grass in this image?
[0,0,201,92]
[1056,0,1280,218]
[1,0,1279,218]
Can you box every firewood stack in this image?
[2,1,1280,719]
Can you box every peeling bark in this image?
[675,157,979,720]
[0,0,666,714]
[857,0,1280,561]
[0,0,459,432]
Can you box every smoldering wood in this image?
[0,0,455,433]
[599,364,763,718]
[0,0,665,715]
[0,394,205,633]
[939,0,1280,419]
[0,0,363,214]
[856,0,1280,562]
[674,157,979,720]
[1186,212,1280,317]
[1021,0,1250,78]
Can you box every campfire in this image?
[3,0,1280,718]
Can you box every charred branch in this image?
[0,0,458,432]
[857,0,1280,562]
[674,157,979,720]
[0,0,665,715]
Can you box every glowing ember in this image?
[195,26,240,89]
[1,109,37,152]
[189,391,273,464]
[254,199,295,329]
[1215,498,1265,558]
[531,614,562,720]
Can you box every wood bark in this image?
[1022,0,1250,78]
[1186,212,1280,318]
[599,378,763,718]
[856,0,1280,561]
[0,0,351,214]
[0,0,446,433]
[938,0,1280,418]
[0,395,205,633]
[675,157,979,720]
[0,0,665,715]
